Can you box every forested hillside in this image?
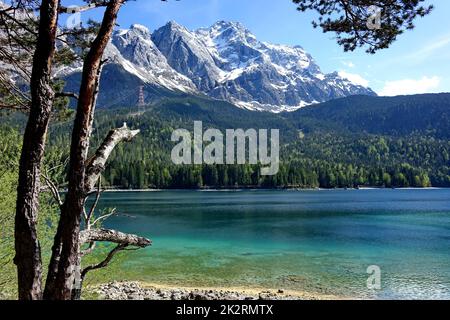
[291,93,450,138]
[2,93,450,189]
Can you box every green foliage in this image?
[0,171,18,299]
[0,127,58,299]
[0,128,22,298]
[292,0,433,53]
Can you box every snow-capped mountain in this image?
[60,21,376,112]
[56,24,197,93]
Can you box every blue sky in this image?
[61,0,450,96]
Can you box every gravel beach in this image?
[92,281,328,300]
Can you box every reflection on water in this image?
[93,189,450,299]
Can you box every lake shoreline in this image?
[90,281,347,301]
[100,186,446,192]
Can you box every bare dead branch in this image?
[85,177,102,227]
[80,243,126,279]
[84,123,140,193]
[79,229,151,248]
[91,208,117,228]
[42,173,63,208]
[55,92,79,100]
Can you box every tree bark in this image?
[14,0,59,300]
[43,0,125,300]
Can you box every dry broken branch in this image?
[79,228,151,248]
[91,208,116,228]
[42,173,63,208]
[80,243,126,279]
[85,177,102,227]
[55,92,79,100]
[84,123,140,193]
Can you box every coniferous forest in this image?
[4,93,448,190]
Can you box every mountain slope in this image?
[291,93,450,138]
[59,20,376,112]
[191,21,375,111]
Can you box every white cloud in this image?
[338,71,369,87]
[379,76,441,96]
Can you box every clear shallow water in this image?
[96,189,450,299]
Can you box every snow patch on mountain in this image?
[59,20,376,112]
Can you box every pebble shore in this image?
[93,282,305,300]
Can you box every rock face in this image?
[151,21,223,93]
[93,282,300,301]
[189,21,376,112]
[59,20,376,112]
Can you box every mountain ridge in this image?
[58,20,376,112]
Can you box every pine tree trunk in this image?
[14,0,59,300]
[43,0,125,300]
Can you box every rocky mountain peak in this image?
[129,24,151,37]
[61,20,376,112]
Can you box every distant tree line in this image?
[102,161,435,189]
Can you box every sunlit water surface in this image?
[95,189,450,299]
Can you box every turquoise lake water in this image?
[97,189,450,299]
